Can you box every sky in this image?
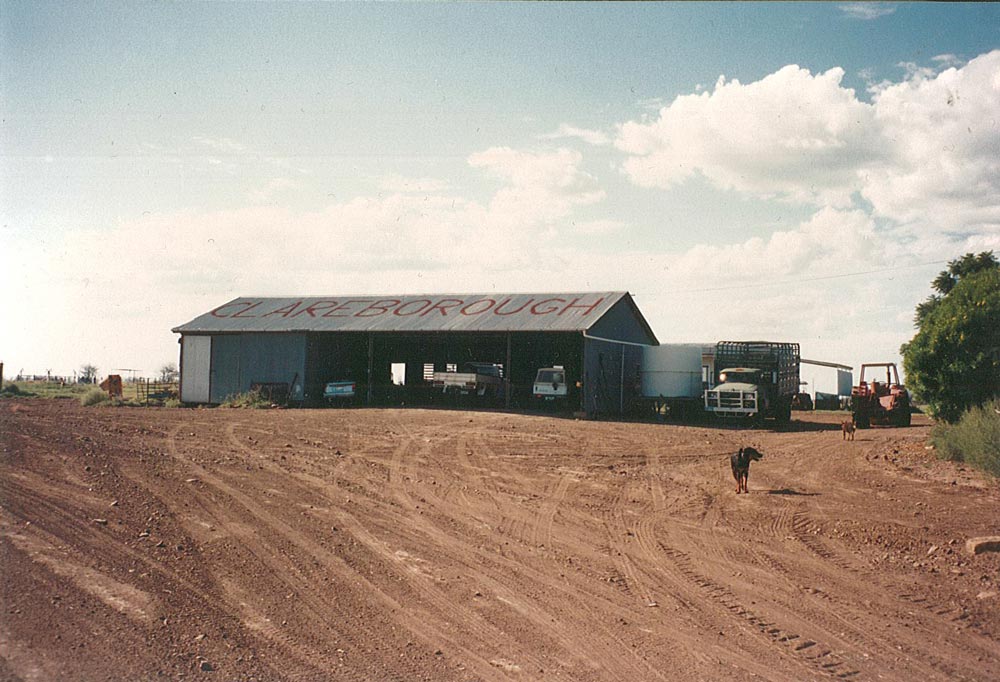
[2,1,999,386]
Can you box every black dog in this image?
[730,446,763,494]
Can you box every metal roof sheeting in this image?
[173,292,638,334]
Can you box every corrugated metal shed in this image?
[173,292,654,337]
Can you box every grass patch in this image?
[4,381,93,399]
[220,390,273,409]
[80,388,110,406]
[1,383,35,398]
[931,399,1000,477]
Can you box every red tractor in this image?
[850,363,911,428]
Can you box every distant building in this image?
[172,292,658,416]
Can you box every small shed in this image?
[172,292,658,416]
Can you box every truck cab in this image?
[704,367,765,418]
[533,366,568,402]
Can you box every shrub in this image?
[220,390,272,409]
[931,399,1000,476]
[1,383,32,397]
[80,388,110,406]
[164,397,183,408]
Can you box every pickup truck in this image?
[323,380,356,405]
[431,363,502,398]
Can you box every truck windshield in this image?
[720,371,759,384]
[463,364,499,377]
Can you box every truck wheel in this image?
[775,401,792,424]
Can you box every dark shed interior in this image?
[304,331,585,411]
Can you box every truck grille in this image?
[706,391,757,411]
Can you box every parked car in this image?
[324,380,356,406]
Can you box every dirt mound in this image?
[2,400,998,680]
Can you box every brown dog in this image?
[730,447,763,494]
[841,419,856,441]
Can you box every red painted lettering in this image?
[394,299,432,316]
[530,298,565,315]
[291,300,339,318]
[356,299,401,317]
[322,300,369,317]
[421,298,464,317]
[460,299,496,316]
[263,301,303,317]
[231,301,264,318]
[559,296,605,316]
[211,301,255,318]
[493,297,534,316]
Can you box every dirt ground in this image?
[1,400,998,682]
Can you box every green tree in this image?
[80,363,98,384]
[902,252,1000,422]
[158,362,178,382]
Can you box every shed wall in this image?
[180,335,211,403]
[208,333,307,403]
[583,338,643,416]
[587,298,657,345]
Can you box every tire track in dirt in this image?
[379,420,589,678]
[460,426,685,678]
[788,510,996,680]
[610,447,869,680]
[656,544,863,680]
[165,423,429,682]
[595,450,861,680]
[726,500,955,680]
[384,416,676,681]
[1,474,218,607]
[531,471,572,548]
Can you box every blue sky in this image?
[2,2,999,386]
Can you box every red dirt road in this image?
[2,400,998,681]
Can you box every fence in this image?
[135,380,179,405]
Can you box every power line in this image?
[662,260,948,294]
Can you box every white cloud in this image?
[468,147,605,229]
[540,124,612,146]
[616,51,1000,241]
[932,54,963,68]
[2,143,613,374]
[863,51,1000,235]
[616,65,879,207]
[377,173,451,194]
[838,3,896,20]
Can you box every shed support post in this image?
[367,334,374,406]
[505,333,511,410]
[620,345,625,414]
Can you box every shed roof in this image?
[173,292,656,338]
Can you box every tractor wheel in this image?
[854,411,870,429]
[897,410,912,427]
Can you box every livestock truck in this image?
[704,341,800,423]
